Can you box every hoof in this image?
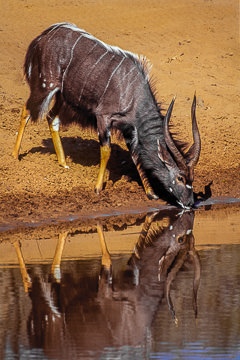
[59,162,69,169]
[12,151,19,160]
[147,192,159,200]
[95,187,101,195]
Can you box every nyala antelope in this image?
[12,23,201,208]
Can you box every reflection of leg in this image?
[97,223,112,296]
[95,144,111,194]
[47,114,68,168]
[13,240,32,293]
[132,154,158,200]
[97,223,112,270]
[51,231,68,282]
[189,245,201,319]
[12,104,31,159]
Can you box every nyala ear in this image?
[157,140,176,171]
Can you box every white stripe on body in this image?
[117,65,139,112]
[29,24,68,82]
[34,22,145,116]
[119,69,140,105]
[78,49,110,102]
[117,65,137,87]
[36,22,142,97]
[36,23,62,47]
[120,96,134,114]
[47,25,62,42]
[57,23,139,61]
[98,57,126,103]
[61,34,85,91]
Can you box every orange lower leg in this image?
[136,163,159,200]
[12,104,30,159]
[48,116,68,168]
[95,144,111,194]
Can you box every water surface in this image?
[0,204,240,359]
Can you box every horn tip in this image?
[192,93,197,109]
[169,94,176,108]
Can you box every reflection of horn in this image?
[165,250,188,324]
[165,251,187,325]
[158,245,178,282]
[165,236,201,323]
[189,247,201,318]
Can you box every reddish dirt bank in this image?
[0,0,239,227]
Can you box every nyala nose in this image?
[186,194,194,207]
[180,192,194,208]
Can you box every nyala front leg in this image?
[132,153,159,200]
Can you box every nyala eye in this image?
[178,236,184,244]
[177,176,184,183]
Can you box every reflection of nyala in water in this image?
[14,211,200,356]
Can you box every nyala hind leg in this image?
[47,97,68,169]
[12,104,31,159]
[132,153,159,200]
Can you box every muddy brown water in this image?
[0,202,240,360]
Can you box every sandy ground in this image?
[0,0,239,228]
